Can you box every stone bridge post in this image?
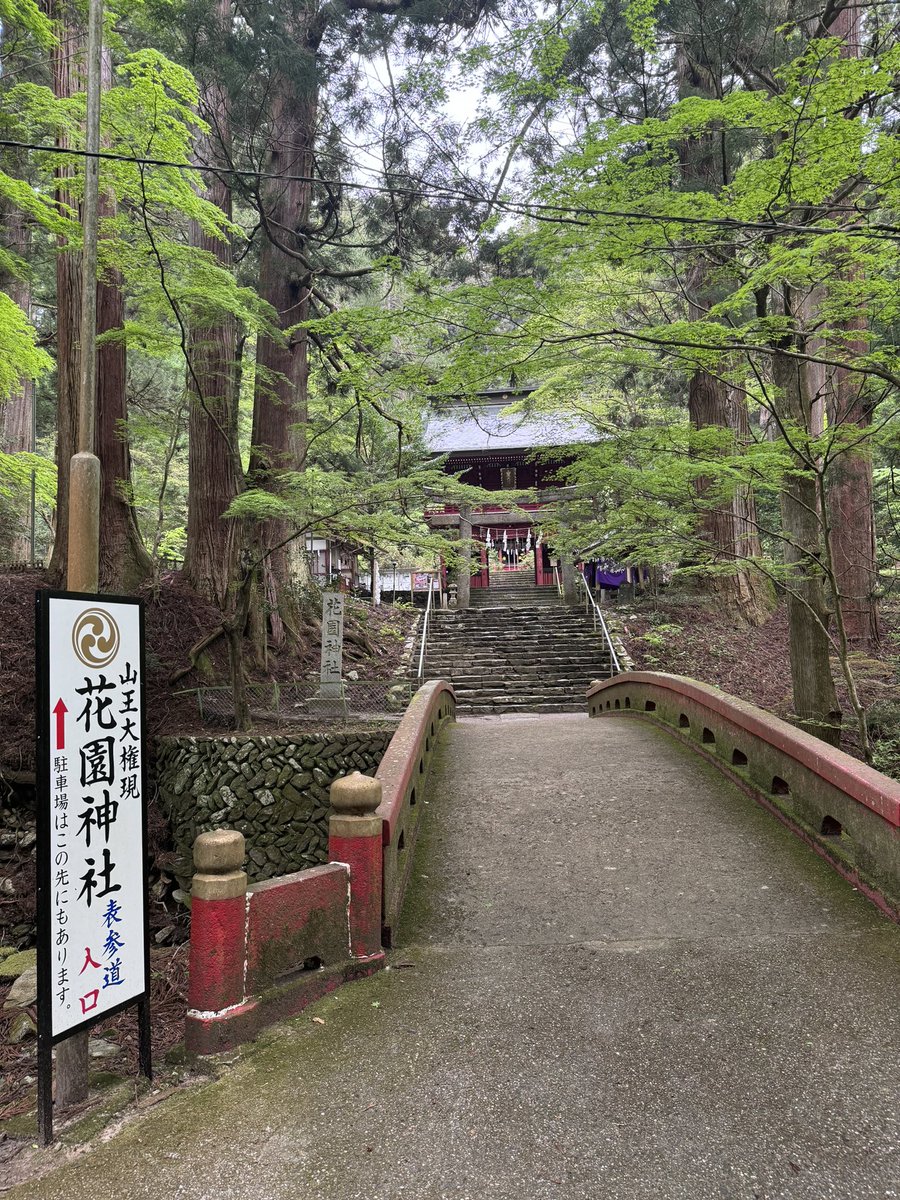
[329,772,384,959]
[188,830,248,1014]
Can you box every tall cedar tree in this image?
[96,51,153,592]
[236,0,491,645]
[0,206,34,561]
[47,7,151,589]
[47,0,81,585]
[823,5,879,648]
[182,0,243,609]
[675,19,772,625]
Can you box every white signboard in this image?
[37,593,148,1039]
[383,571,439,592]
[319,592,344,697]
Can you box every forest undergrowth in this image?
[620,590,900,778]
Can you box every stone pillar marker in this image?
[311,590,348,718]
[320,591,345,697]
[328,772,383,959]
[188,830,248,1018]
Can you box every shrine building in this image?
[423,385,598,603]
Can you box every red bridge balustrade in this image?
[186,680,456,1054]
[587,672,900,920]
[376,679,456,946]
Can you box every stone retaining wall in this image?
[156,731,393,888]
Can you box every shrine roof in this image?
[424,391,596,455]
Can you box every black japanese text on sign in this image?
[38,595,148,1039]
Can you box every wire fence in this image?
[175,678,415,726]
[0,559,45,571]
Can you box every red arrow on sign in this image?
[53,699,67,750]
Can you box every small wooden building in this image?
[423,386,597,598]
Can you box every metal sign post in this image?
[35,591,152,1144]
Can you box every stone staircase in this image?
[425,570,614,715]
[469,566,560,608]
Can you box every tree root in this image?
[169,625,227,685]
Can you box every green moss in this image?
[0,948,36,979]
[57,1082,136,1146]
[164,1042,188,1066]
[391,735,451,943]
[4,1111,38,1137]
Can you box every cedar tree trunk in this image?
[822,7,880,648]
[1,207,35,562]
[773,341,841,745]
[250,53,317,647]
[47,0,81,585]
[183,1,243,610]
[95,45,152,592]
[95,242,152,591]
[678,40,772,624]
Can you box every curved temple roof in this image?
[424,392,596,455]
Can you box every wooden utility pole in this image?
[57,0,103,1109]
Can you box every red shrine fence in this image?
[186,680,455,1054]
[587,672,900,921]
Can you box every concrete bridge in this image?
[10,680,900,1199]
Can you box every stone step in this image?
[450,687,601,702]
[434,614,588,624]
[431,639,607,651]
[476,582,544,591]
[425,582,617,717]
[427,661,606,675]
[470,590,568,596]
[429,644,604,652]
[427,652,609,662]
[435,613,595,620]
[429,630,604,642]
[433,628,602,636]
[431,627,603,638]
[470,592,559,602]
[472,576,545,585]
[429,652,604,661]
[431,664,608,679]
[433,628,593,637]
[427,645,608,658]
[448,667,604,680]
[436,609,576,622]
[430,633,598,644]
[466,598,567,608]
[470,593,562,601]
[448,674,603,688]
[427,655,609,669]
[438,679,607,693]
[456,701,587,714]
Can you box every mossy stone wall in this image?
[156,731,392,887]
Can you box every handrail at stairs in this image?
[552,563,563,597]
[576,570,621,676]
[416,577,434,682]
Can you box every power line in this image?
[0,135,895,241]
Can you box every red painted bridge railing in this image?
[376,680,456,946]
[587,672,900,920]
[185,680,456,1054]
